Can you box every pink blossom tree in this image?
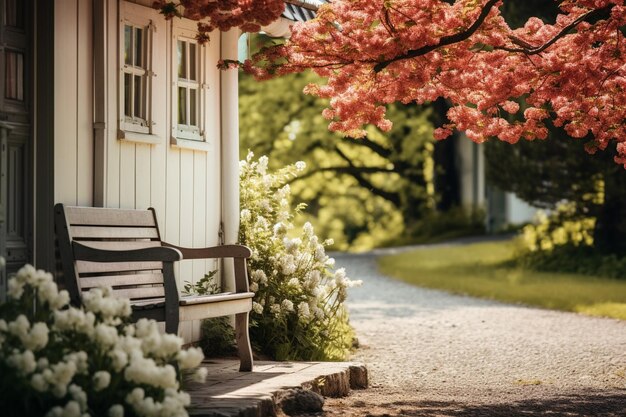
[156,1,625,164]
[243,0,626,165]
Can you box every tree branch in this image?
[497,5,614,55]
[373,0,500,72]
[341,135,392,158]
[334,145,401,206]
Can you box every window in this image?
[123,25,147,128]
[118,2,160,143]
[176,39,200,138]
[171,22,209,149]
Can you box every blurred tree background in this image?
[239,50,485,250]
[239,0,626,261]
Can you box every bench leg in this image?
[165,314,179,335]
[235,312,253,372]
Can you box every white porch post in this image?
[220,29,242,292]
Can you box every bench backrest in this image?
[55,204,166,306]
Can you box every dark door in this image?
[0,0,33,297]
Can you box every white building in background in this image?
[456,137,537,232]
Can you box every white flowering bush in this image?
[0,265,206,417]
[240,153,362,361]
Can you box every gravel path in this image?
[319,247,626,417]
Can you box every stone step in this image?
[186,360,368,417]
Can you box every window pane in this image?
[124,73,132,117]
[177,40,186,79]
[124,25,132,65]
[189,43,197,81]
[178,87,187,125]
[134,28,143,67]
[134,75,143,119]
[189,89,197,127]
[5,51,24,101]
[5,0,24,28]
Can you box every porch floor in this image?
[185,360,368,417]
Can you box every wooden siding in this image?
[53,0,224,342]
[54,0,92,205]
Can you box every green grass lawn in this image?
[378,240,626,320]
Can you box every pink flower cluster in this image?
[247,0,626,166]
[154,0,285,42]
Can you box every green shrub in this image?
[516,202,626,279]
[239,153,361,361]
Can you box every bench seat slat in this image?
[112,286,165,300]
[80,273,164,289]
[76,260,163,274]
[65,206,156,227]
[179,292,255,305]
[77,241,161,251]
[70,226,159,239]
[131,298,165,309]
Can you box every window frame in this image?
[171,21,208,146]
[118,2,158,142]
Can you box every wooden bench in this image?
[54,203,254,371]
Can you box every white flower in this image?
[273,222,287,237]
[249,282,259,292]
[69,384,88,411]
[8,314,30,340]
[83,287,131,321]
[270,304,281,316]
[63,351,88,374]
[22,322,49,351]
[177,347,204,370]
[108,404,124,417]
[251,270,268,284]
[48,360,78,398]
[295,161,306,171]
[7,276,25,299]
[252,302,263,314]
[124,355,178,389]
[192,367,208,383]
[302,222,314,237]
[281,255,296,275]
[45,401,81,417]
[281,299,294,312]
[257,155,269,174]
[93,371,111,391]
[31,373,48,392]
[284,237,301,253]
[95,323,119,347]
[37,357,49,371]
[314,245,327,262]
[7,349,37,375]
[108,348,129,372]
[288,278,300,288]
[53,309,96,335]
[297,302,310,321]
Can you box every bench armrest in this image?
[162,242,252,294]
[72,241,183,263]
[161,242,251,260]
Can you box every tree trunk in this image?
[594,167,626,255]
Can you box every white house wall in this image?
[54,0,224,342]
[54,0,94,207]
